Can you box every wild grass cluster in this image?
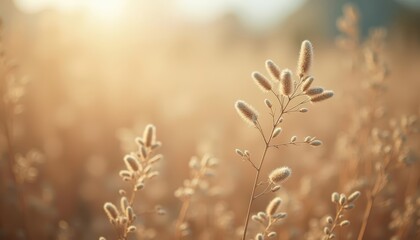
[0,2,419,240]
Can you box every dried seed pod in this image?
[323,227,331,235]
[252,72,272,92]
[297,40,313,77]
[272,128,282,138]
[280,69,293,96]
[310,91,334,103]
[266,60,281,80]
[266,197,282,215]
[235,100,259,126]
[269,167,292,185]
[299,108,308,113]
[104,203,119,220]
[301,76,314,91]
[347,191,361,203]
[290,136,297,143]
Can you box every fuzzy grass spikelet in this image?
[265,60,281,81]
[280,69,292,96]
[301,76,314,91]
[269,167,291,185]
[235,100,258,126]
[297,40,313,77]
[266,197,282,216]
[104,202,119,221]
[252,72,272,92]
[310,91,334,103]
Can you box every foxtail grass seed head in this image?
[280,69,293,96]
[265,59,280,80]
[332,192,339,203]
[339,194,346,205]
[266,197,282,216]
[252,215,264,224]
[297,40,313,77]
[339,220,350,227]
[235,100,258,126]
[344,203,355,210]
[310,90,334,103]
[347,191,361,203]
[267,232,277,238]
[305,87,324,96]
[235,149,244,157]
[327,216,334,224]
[257,212,268,220]
[272,212,287,219]
[127,226,137,232]
[104,202,119,220]
[271,185,281,192]
[301,76,314,91]
[269,167,292,185]
[119,189,126,196]
[256,233,264,240]
[126,206,135,221]
[272,128,282,138]
[124,155,140,172]
[252,72,272,92]
[310,140,323,146]
[143,124,156,147]
[120,196,129,211]
[264,99,272,108]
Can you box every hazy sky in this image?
[13,0,306,30]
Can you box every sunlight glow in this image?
[14,0,127,21]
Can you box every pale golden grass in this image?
[234,39,334,240]
[0,3,419,240]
